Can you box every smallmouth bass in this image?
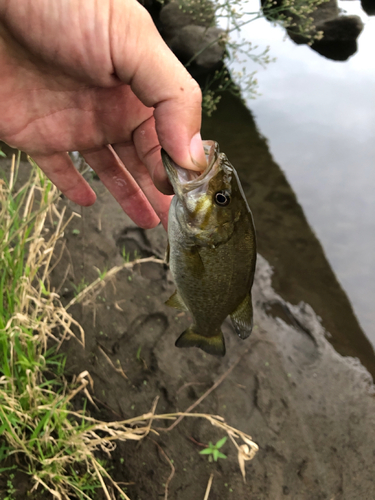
[162,140,256,356]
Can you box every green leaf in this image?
[217,451,227,460]
[199,448,213,455]
[215,436,227,449]
[39,279,49,296]
[0,466,17,473]
[30,407,54,441]
[0,443,10,461]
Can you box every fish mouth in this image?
[161,140,220,195]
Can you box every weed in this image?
[122,246,130,262]
[199,436,228,462]
[72,277,89,296]
[96,266,108,280]
[4,473,16,500]
[122,246,139,263]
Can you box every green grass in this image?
[72,277,89,296]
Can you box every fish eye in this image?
[214,191,230,207]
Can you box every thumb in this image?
[110,0,207,171]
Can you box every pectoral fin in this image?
[175,326,226,357]
[188,246,205,278]
[230,294,253,340]
[165,290,188,311]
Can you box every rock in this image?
[311,15,364,61]
[158,1,224,73]
[309,0,339,25]
[315,14,364,40]
[361,0,375,16]
[159,1,215,41]
[169,25,225,69]
[263,0,364,61]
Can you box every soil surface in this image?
[1,135,375,499]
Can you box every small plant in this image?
[122,245,139,263]
[199,436,228,462]
[96,265,108,280]
[4,473,16,500]
[72,276,88,296]
[122,246,131,263]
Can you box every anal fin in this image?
[230,293,253,340]
[175,326,226,357]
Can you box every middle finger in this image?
[81,145,160,229]
[113,142,172,230]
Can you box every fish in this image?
[161,140,257,357]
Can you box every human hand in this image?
[0,0,206,229]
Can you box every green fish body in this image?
[162,141,256,356]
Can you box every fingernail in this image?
[190,132,207,170]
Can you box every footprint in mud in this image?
[265,299,319,364]
[140,261,167,281]
[116,312,169,352]
[115,227,153,259]
[112,313,169,378]
[116,227,167,280]
[255,373,289,434]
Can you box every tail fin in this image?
[175,326,226,357]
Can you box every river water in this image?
[220,0,375,345]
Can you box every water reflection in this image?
[223,0,375,344]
